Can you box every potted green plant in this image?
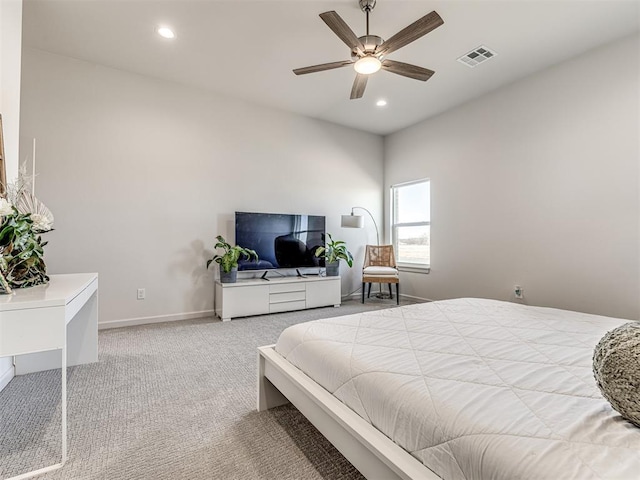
[315,233,353,277]
[206,235,258,283]
[0,196,52,294]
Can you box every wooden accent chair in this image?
[362,245,399,305]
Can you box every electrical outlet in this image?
[514,285,523,299]
[137,288,145,300]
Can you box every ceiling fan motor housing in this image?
[352,35,384,60]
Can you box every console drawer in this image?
[270,283,305,294]
[270,291,306,304]
[270,300,307,313]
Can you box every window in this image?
[391,179,430,270]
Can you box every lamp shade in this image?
[341,214,364,228]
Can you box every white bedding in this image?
[274,298,640,479]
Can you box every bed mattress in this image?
[274,298,640,479]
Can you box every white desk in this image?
[0,273,98,480]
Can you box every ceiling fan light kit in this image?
[354,56,381,75]
[293,0,443,100]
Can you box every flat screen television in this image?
[235,212,326,271]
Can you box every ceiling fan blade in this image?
[293,60,353,75]
[381,60,435,81]
[350,74,368,100]
[377,11,443,56]
[320,11,365,52]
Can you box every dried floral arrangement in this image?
[0,166,54,294]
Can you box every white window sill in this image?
[397,264,430,274]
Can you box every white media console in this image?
[214,275,341,321]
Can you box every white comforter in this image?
[275,298,640,479]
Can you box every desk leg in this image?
[4,347,66,480]
[61,345,67,463]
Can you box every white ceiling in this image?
[22,0,640,135]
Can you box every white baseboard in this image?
[98,294,432,331]
[344,292,433,303]
[0,362,15,392]
[99,309,215,330]
[400,294,434,303]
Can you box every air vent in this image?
[457,46,497,68]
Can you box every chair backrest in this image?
[363,245,397,269]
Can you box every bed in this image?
[257,298,640,479]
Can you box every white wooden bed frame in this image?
[257,345,441,480]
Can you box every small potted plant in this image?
[315,233,353,277]
[206,235,258,283]
[0,192,53,294]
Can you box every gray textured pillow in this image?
[593,322,640,427]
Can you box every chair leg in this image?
[389,283,393,299]
[396,283,400,305]
[367,283,372,298]
[362,283,365,303]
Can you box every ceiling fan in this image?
[293,0,444,100]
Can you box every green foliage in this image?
[206,235,259,273]
[315,233,353,267]
[0,207,49,292]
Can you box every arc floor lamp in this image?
[342,206,391,298]
[341,206,380,245]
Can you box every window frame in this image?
[390,178,431,273]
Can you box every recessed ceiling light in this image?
[156,26,175,39]
[376,99,387,107]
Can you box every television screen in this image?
[235,212,326,271]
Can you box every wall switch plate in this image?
[137,288,145,300]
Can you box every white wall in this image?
[385,34,640,320]
[19,48,384,326]
[0,0,22,390]
[0,0,21,182]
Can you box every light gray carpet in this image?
[0,297,415,479]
